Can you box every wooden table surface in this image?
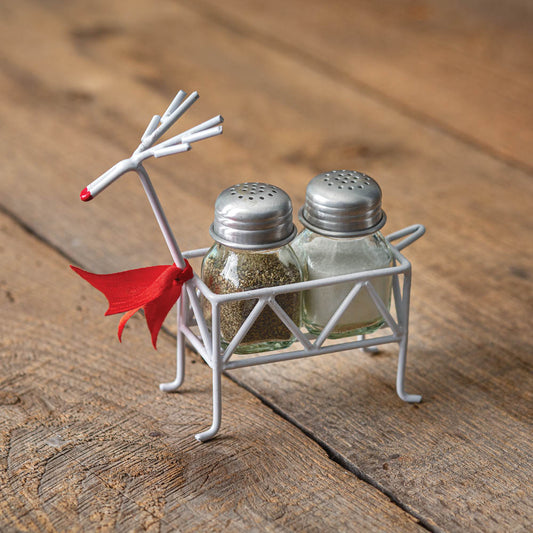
[1,0,531,531]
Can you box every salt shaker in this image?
[201,183,303,353]
[292,170,394,338]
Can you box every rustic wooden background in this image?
[0,0,531,531]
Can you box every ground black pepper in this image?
[202,246,302,352]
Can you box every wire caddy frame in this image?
[161,224,425,442]
[79,90,425,442]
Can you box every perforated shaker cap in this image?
[299,170,386,237]
[209,183,297,250]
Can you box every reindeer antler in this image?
[80,91,223,201]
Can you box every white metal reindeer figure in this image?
[77,90,226,440]
[77,90,424,442]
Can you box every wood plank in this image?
[0,0,531,530]
[194,0,533,169]
[0,216,423,530]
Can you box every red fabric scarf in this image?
[71,261,193,348]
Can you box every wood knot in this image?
[0,391,20,405]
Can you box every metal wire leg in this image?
[394,267,421,403]
[195,365,222,442]
[159,327,186,392]
[358,334,379,353]
[396,332,421,403]
[195,303,222,441]
[160,294,187,392]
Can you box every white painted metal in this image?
[80,90,425,443]
[163,224,425,441]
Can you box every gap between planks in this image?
[226,373,438,533]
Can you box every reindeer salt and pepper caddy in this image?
[73,90,425,442]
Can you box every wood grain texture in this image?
[195,0,533,170]
[0,217,422,531]
[0,0,531,531]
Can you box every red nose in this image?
[80,187,93,202]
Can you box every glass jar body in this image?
[292,229,394,338]
[201,243,303,354]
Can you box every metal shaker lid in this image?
[299,170,386,237]
[210,182,297,250]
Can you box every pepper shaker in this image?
[202,183,303,353]
[292,170,394,338]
